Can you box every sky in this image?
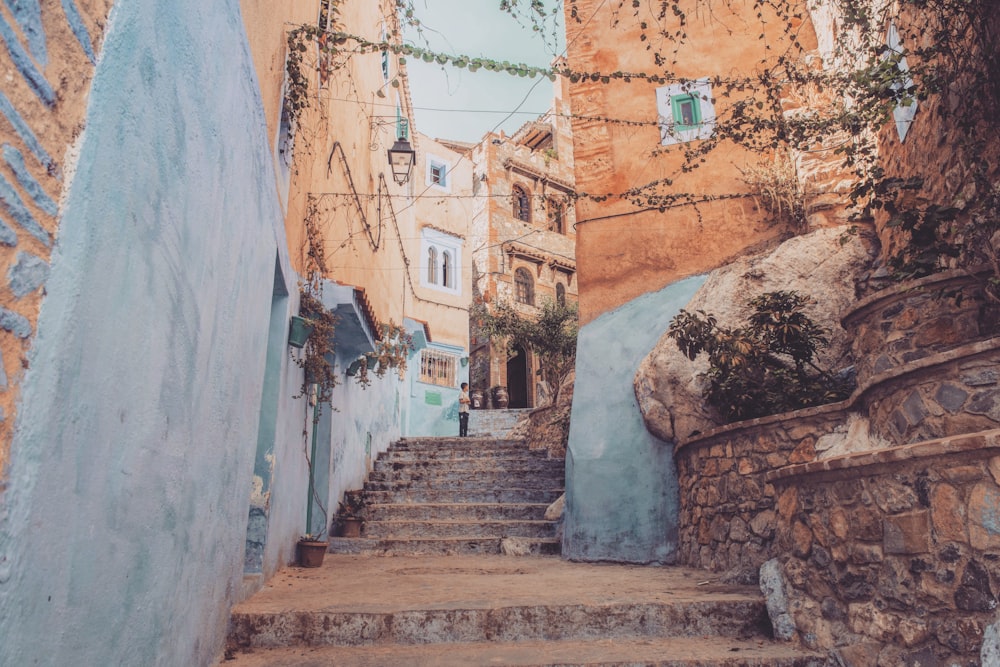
[402,0,565,144]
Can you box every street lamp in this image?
[387,136,416,185]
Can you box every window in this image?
[513,185,531,222]
[514,268,534,306]
[547,198,564,233]
[419,349,458,387]
[442,251,454,289]
[671,94,701,132]
[425,154,451,192]
[420,227,462,295]
[656,78,716,145]
[380,25,389,82]
[427,247,438,285]
[430,162,447,187]
[556,282,566,307]
[886,23,917,142]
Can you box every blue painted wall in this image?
[404,342,468,437]
[563,276,705,563]
[0,1,303,664]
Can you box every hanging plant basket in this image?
[288,315,315,349]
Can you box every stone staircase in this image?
[327,436,563,556]
[222,435,831,666]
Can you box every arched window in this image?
[556,282,566,307]
[442,251,454,289]
[547,199,564,233]
[512,185,531,223]
[514,268,534,306]
[427,247,438,285]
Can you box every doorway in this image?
[506,344,529,408]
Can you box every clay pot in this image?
[471,390,484,409]
[340,517,363,538]
[297,540,328,567]
[492,386,509,409]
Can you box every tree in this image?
[474,297,578,405]
[667,291,854,423]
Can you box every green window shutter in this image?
[670,94,701,132]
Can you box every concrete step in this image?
[364,475,562,492]
[362,488,563,504]
[393,437,528,450]
[378,450,549,464]
[364,502,551,521]
[221,636,831,667]
[324,536,561,556]
[369,463,564,480]
[229,585,767,648]
[362,519,558,539]
[373,456,560,473]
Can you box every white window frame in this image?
[419,227,462,295]
[656,78,716,146]
[425,153,452,192]
[419,348,459,387]
[886,23,917,143]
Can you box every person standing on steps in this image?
[458,382,471,437]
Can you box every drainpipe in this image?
[306,399,321,535]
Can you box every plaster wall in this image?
[564,275,704,563]
[408,133,472,351]
[405,341,469,438]
[562,0,817,325]
[0,1,301,664]
[324,354,404,521]
[283,0,413,330]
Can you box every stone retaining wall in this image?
[768,432,1000,663]
[674,272,1000,659]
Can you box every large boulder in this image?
[635,227,877,442]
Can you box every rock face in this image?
[635,227,876,442]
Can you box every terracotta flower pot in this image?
[297,540,328,567]
[340,517,363,538]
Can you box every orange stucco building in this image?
[563,0,819,325]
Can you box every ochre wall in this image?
[564,0,818,324]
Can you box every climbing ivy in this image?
[285,0,1000,294]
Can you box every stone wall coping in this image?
[675,336,1000,453]
[841,265,990,328]
[765,428,1000,482]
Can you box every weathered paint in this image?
[563,275,705,563]
[0,10,55,105]
[60,0,97,63]
[0,1,297,665]
[0,90,54,168]
[3,0,48,66]
[3,144,58,215]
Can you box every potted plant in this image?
[296,532,329,567]
[334,490,365,538]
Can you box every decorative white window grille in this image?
[419,349,458,387]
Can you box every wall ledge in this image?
[841,264,991,328]
[675,336,1000,454]
[766,428,1000,482]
